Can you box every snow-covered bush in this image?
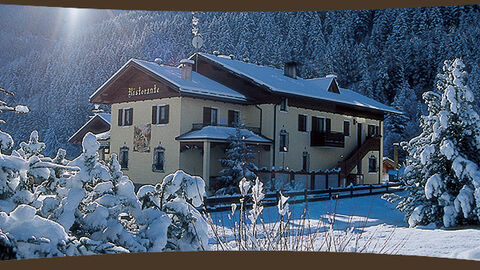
[138,170,209,251]
[383,58,480,228]
[0,129,209,259]
[0,229,16,260]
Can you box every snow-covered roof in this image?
[176,126,272,144]
[90,58,247,103]
[95,130,110,141]
[68,113,111,143]
[383,157,394,162]
[133,59,247,102]
[91,113,111,124]
[198,53,401,114]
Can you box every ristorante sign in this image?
[128,84,160,98]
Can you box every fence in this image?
[203,182,403,212]
[255,168,343,191]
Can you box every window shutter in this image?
[344,121,350,136]
[165,105,169,124]
[118,109,123,126]
[312,117,318,132]
[211,108,218,125]
[152,106,157,124]
[127,108,133,126]
[203,107,211,125]
[228,110,234,126]
[326,118,331,133]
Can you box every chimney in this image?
[284,61,297,79]
[180,59,194,81]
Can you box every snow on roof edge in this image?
[68,114,111,143]
[198,52,401,114]
[133,59,247,102]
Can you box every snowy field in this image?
[207,192,480,260]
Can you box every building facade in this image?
[89,53,400,195]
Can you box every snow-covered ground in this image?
[207,192,480,260]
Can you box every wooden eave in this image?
[69,115,110,144]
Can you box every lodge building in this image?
[85,52,400,195]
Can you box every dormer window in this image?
[280,98,288,112]
[328,78,340,94]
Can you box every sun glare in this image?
[66,7,84,25]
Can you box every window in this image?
[279,130,289,152]
[228,110,240,127]
[118,108,133,126]
[119,146,129,170]
[344,121,350,136]
[298,114,307,132]
[152,105,169,125]
[368,125,379,137]
[152,146,165,172]
[311,116,325,132]
[203,107,218,126]
[368,156,377,173]
[280,98,288,112]
[302,152,310,171]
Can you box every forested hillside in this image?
[1,4,480,160]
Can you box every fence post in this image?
[386,181,389,193]
[304,188,308,208]
[350,185,354,197]
[290,171,295,187]
[310,172,315,190]
[325,173,329,189]
[369,184,373,194]
[328,187,332,200]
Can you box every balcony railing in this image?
[192,123,261,134]
[310,131,345,148]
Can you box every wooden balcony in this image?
[310,131,345,148]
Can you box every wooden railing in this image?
[310,131,345,147]
[203,182,402,212]
[339,135,381,179]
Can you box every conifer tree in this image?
[384,58,480,228]
[216,123,258,195]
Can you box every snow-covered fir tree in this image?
[137,170,208,251]
[384,58,480,228]
[0,126,208,258]
[216,123,258,195]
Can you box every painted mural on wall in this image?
[133,124,151,152]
